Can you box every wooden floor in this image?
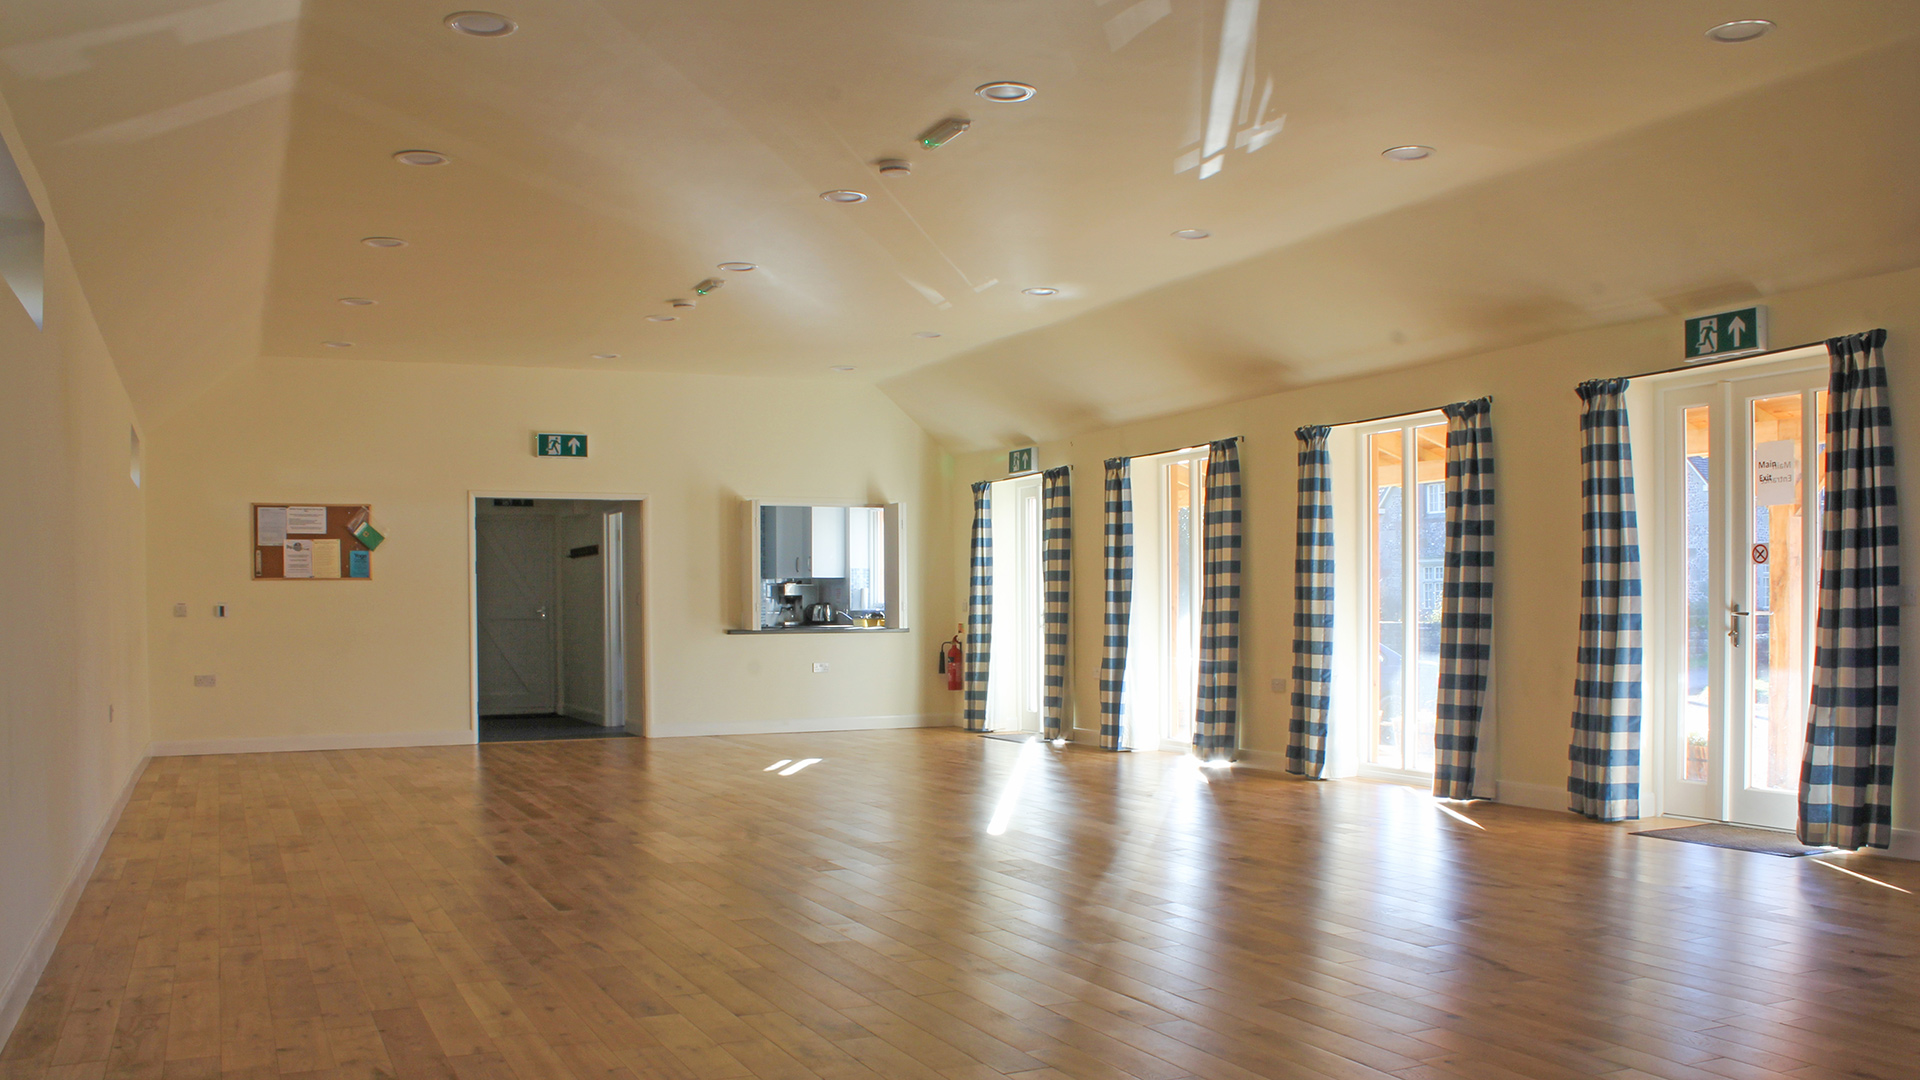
[5,729,1917,1080]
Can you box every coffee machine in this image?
[778,581,807,627]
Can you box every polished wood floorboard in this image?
[4,729,1916,1080]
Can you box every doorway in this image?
[1653,350,1826,829]
[473,497,639,741]
[986,473,1043,733]
[1122,447,1208,752]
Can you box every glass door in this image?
[1357,416,1447,777]
[1658,361,1825,829]
[988,474,1043,733]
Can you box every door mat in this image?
[1633,822,1833,857]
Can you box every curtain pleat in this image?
[1799,329,1900,850]
[1288,426,1333,778]
[1100,458,1133,750]
[965,481,993,732]
[1433,399,1496,799]
[1041,466,1073,742]
[1569,379,1642,821]
[1194,439,1243,758]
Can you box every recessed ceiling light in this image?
[591,353,619,359]
[1706,19,1774,42]
[361,236,407,248]
[338,297,376,306]
[1171,228,1210,240]
[1021,287,1059,296]
[717,262,756,272]
[830,365,855,372]
[322,341,353,348]
[393,149,450,166]
[913,331,942,338]
[1382,145,1434,161]
[647,315,677,323]
[821,189,868,203]
[445,10,517,36]
[975,81,1037,103]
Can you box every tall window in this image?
[987,474,1042,732]
[1123,447,1208,750]
[1360,416,1446,774]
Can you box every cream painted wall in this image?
[0,227,150,1034]
[145,359,953,747]
[949,264,1920,850]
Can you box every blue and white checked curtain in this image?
[1434,398,1496,800]
[965,481,993,732]
[1194,438,1243,758]
[1800,329,1900,850]
[1287,426,1333,778]
[1569,379,1642,821]
[1100,458,1134,750]
[1041,466,1073,741]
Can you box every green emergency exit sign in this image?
[535,432,588,457]
[1685,306,1767,361]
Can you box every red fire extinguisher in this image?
[941,624,964,692]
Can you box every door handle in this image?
[1729,606,1749,646]
[536,606,548,619]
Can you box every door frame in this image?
[1644,346,1826,824]
[1348,409,1447,785]
[986,473,1044,733]
[469,490,651,736]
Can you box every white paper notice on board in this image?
[311,539,341,579]
[287,506,328,534]
[283,539,314,578]
[257,506,287,546]
[1754,440,1798,506]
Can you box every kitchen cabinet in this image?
[759,505,811,578]
[810,507,847,578]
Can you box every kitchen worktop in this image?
[726,625,907,635]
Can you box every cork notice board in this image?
[253,504,374,579]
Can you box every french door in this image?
[988,474,1043,733]
[1356,414,1447,778]
[1657,356,1826,829]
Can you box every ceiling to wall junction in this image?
[0,0,1914,437]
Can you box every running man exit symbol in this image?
[1684,306,1767,361]
[534,432,589,457]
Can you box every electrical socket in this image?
[812,662,829,673]
[1271,677,1286,694]
[193,674,216,688]
[173,602,188,617]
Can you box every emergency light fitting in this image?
[918,117,970,149]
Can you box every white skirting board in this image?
[151,729,477,756]
[0,751,150,1053]
[1491,779,1570,812]
[647,713,958,739]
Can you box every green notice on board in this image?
[352,520,384,550]
[536,432,588,457]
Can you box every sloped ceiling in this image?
[0,1,1914,435]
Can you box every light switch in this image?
[213,604,228,618]
[193,675,216,687]
[812,662,829,673]
[1271,677,1286,694]
[173,603,188,617]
